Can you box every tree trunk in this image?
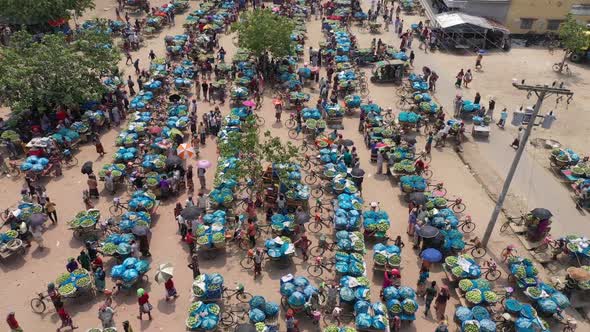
[559,51,569,72]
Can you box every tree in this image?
[0,0,94,26]
[231,9,295,58]
[0,30,120,117]
[557,14,590,71]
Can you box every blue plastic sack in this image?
[550,292,570,309]
[200,315,219,330]
[303,285,318,299]
[122,257,138,269]
[209,273,224,285]
[122,268,139,282]
[249,308,266,323]
[455,306,472,322]
[264,302,279,317]
[134,260,150,274]
[280,282,296,296]
[249,296,266,310]
[471,306,489,321]
[340,287,355,302]
[354,300,370,314]
[383,287,399,301]
[480,319,497,332]
[515,318,534,332]
[398,287,416,300]
[293,276,309,288]
[111,265,126,278]
[537,298,558,314]
[355,313,372,329]
[372,302,386,316]
[372,315,387,330]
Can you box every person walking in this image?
[497,108,508,127]
[511,127,524,149]
[453,95,463,118]
[376,150,384,174]
[475,53,483,70]
[247,219,257,248]
[87,175,99,198]
[98,304,115,328]
[31,224,45,250]
[93,135,106,157]
[133,59,140,75]
[164,276,179,301]
[137,288,153,320]
[463,69,472,88]
[253,248,264,279]
[127,76,136,96]
[77,249,91,271]
[197,166,206,189]
[474,92,481,105]
[122,320,134,332]
[294,234,312,261]
[6,312,23,332]
[188,253,201,278]
[57,307,77,331]
[455,69,464,88]
[424,281,438,316]
[407,209,417,236]
[434,286,450,320]
[416,266,430,296]
[425,132,434,154]
[201,80,209,101]
[487,98,496,119]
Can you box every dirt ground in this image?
[1,0,590,331]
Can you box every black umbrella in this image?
[235,324,257,332]
[166,156,183,168]
[181,206,205,220]
[530,208,552,220]
[132,224,150,236]
[417,225,440,239]
[81,161,93,175]
[404,136,417,145]
[341,139,354,147]
[409,192,428,205]
[29,213,48,226]
[169,94,181,102]
[350,168,365,178]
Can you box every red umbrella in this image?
[149,126,162,135]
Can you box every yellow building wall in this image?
[506,0,590,34]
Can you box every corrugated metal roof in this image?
[571,4,590,16]
[435,12,495,29]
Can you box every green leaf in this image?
[231,9,295,58]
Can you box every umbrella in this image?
[168,94,181,102]
[155,263,174,284]
[81,161,93,175]
[409,192,428,205]
[350,168,365,177]
[328,124,344,130]
[530,208,552,220]
[375,142,387,149]
[149,126,162,135]
[243,100,256,107]
[421,248,443,263]
[404,136,417,145]
[29,213,48,226]
[169,128,183,138]
[132,224,150,236]
[181,206,204,220]
[341,139,354,147]
[417,225,440,239]
[177,143,196,159]
[197,160,212,169]
[166,155,183,168]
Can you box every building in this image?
[431,0,512,23]
[504,0,590,34]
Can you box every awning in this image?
[435,12,509,34]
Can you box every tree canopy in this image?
[0,0,94,25]
[0,30,120,116]
[558,14,590,54]
[231,9,295,58]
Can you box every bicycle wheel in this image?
[240,257,254,270]
[533,243,548,254]
[471,246,487,258]
[485,269,502,281]
[307,264,324,277]
[236,291,253,303]
[301,161,311,171]
[304,174,317,185]
[220,311,235,327]
[422,154,432,163]
[500,221,510,233]
[239,239,250,251]
[30,298,46,314]
[307,221,323,233]
[67,156,79,167]
[109,204,124,217]
[552,64,561,72]
[300,144,309,153]
[360,87,369,97]
[309,245,326,257]
[311,204,324,215]
[285,119,296,129]
[311,187,324,199]
[255,115,265,126]
[422,169,433,179]
[452,202,466,213]
[288,129,299,139]
[461,221,476,234]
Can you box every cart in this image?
[369,22,382,34]
[0,239,26,261]
[197,243,227,260]
[472,124,490,138]
[370,60,406,85]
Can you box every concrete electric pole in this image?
[481,81,574,248]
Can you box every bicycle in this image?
[311,182,335,199]
[309,234,337,256]
[462,237,487,258]
[304,169,321,185]
[62,149,78,168]
[553,62,572,75]
[418,164,433,180]
[501,245,518,262]
[109,197,129,216]
[446,196,466,213]
[457,215,476,233]
[426,182,447,197]
[414,151,432,164]
[288,127,303,139]
[301,154,321,171]
[252,113,265,126]
[285,113,297,129]
[0,208,11,223]
[222,284,253,303]
[397,95,414,110]
[323,306,355,326]
[500,215,525,233]
[532,235,563,254]
[481,259,502,281]
[311,197,334,214]
[7,160,21,177]
[307,256,335,277]
[30,292,49,314]
[307,214,333,233]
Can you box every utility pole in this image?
[481,81,574,248]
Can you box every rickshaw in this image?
[370,60,406,85]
